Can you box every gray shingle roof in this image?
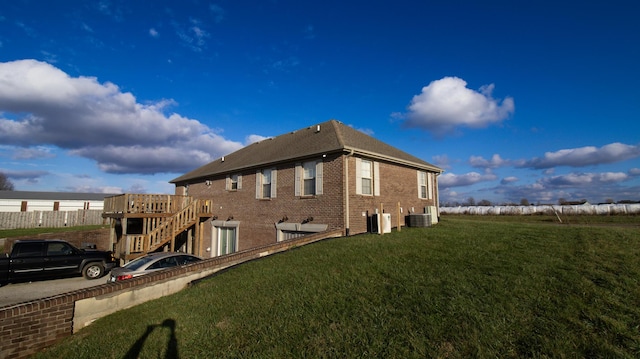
[171,120,442,183]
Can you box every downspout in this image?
[344,149,354,236]
[435,172,441,221]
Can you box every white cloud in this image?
[500,176,518,185]
[0,168,50,183]
[0,59,243,174]
[490,170,638,204]
[172,19,210,52]
[401,77,514,136]
[245,134,271,145]
[209,4,226,23]
[432,154,451,170]
[469,154,509,169]
[522,142,640,169]
[438,171,497,188]
[149,28,159,37]
[542,172,629,186]
[11,146,56,160]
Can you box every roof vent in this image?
[221,156,225,162]
[315,125,321,133]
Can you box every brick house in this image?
[170,119,442,258]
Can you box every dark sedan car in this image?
[108,252,202,282]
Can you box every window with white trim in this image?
[418,171,433,199]
[256,168,277,199]
[355,158,380,196]
[295,161,323,196]
[226,174,242,191]
[361,160,373,195]
[303,162,315,195]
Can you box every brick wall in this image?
[0,297,75,359]
[346,157,438,234]
[187,154,346,257]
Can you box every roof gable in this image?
[171,120,441,183]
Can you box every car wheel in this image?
[83,263,104,279]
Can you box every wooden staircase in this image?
[103,194,213,262]
[127,199,211,255]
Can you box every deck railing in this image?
[103,194,193,215]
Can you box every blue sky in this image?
[1,0,639,205]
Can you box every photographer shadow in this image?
[124,318,179,359]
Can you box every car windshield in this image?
[123,256,157,270]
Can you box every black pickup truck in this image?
[0,239,116,285]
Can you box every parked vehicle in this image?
[0,239,116,285]
[108,252,202,282]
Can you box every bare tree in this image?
[0,172,14,191]
[520,198,530,206]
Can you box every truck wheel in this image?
[83,263,104,279]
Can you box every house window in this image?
[230,175,238,190]
[295,161,323,196]
[355,158,379,196]
[212,220,239,257]
[418,171,433,199]
[361,160,373,195]
[263,170,271,197]
[226,174,242,191]
[256,168,277,199]
[303,162,315,196]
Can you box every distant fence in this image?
[0,210,105,229]
[440,203,640,216]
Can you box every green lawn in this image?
[35,216,640,358]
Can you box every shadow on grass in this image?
[124,319,179,359]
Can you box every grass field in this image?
[34,216,640,358]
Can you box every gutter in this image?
[342,147,443,173]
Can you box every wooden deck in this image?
[103,194,212,216]
[103,194,213,262]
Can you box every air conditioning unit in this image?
[425,206,439,224]
[407,213,432,227]
[368,213,392,233]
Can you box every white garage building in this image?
[0,191,112,212]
